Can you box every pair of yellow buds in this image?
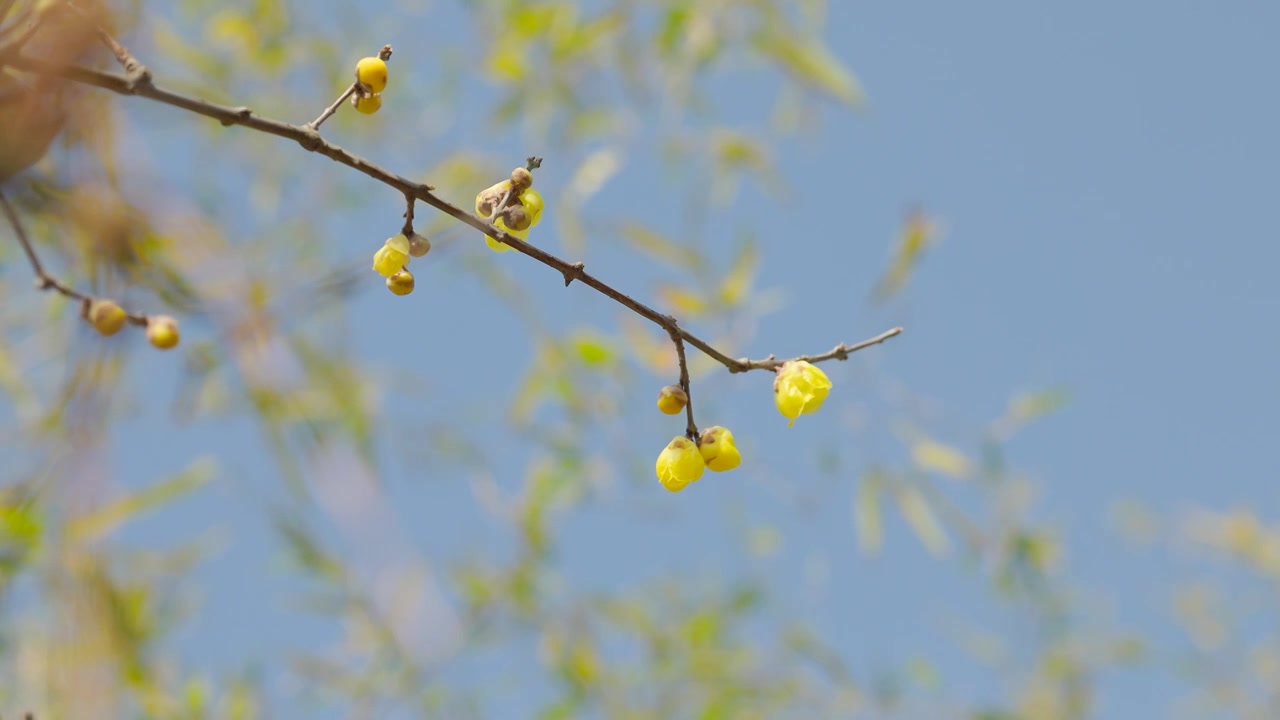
[655,426,741,492]
[372,232,431,295]
[352,56,388,115]
[657,360,833,425]
[86,300,179,349]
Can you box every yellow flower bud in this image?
[386,269,415,296]
[656,384,688,415]
[352,93,382,114]
[519,188,544,227]
[655,436,705,492]
[773,360,832,426]
[87,299,127,336]
[698,426,741,472]
[485,216,528,253]
[510,166,533,191]
[407,232,431,257]
[355,56,388,94]
[373,234,411,276]
[146,315,180,350]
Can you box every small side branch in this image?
[401,192,415,235]
[729,327,903,373]
[1,191,146,325]
[307,83,357,130]
[667,323,698,440]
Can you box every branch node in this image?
[34,275,53,291]
[562,262,584,287]
[219,106,253,127]
[297,128,323,152]
[123,66,151,92]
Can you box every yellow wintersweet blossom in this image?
[373,234,410,276]
[698,426,741,472]
[773,360,832,426]
[655,436,705,492]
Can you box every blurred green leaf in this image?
[570,330,615,367]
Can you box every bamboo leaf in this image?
[68,457,216,542]
[896,484,949,557]
[911,439,972,480]
[754,30,864,106]
[855,472,883,555]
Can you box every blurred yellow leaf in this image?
[658,283,707,317]
[896,485,949,557]
[717,239,758,306]
[1008,386,1071,424]
[992,386,1071,439]
[911,439,971,480]
[873,210,936,301]
[565,147,622,202]
[748,526,782,557]
[754,30,864,106]
[619,223,704,271]
[68,457,216,543]
[855,473,882,555]
[207,12,258,52]
[487,42,528,82]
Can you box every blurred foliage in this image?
[0,0,1268,718]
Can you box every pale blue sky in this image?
[22,0,1280,717]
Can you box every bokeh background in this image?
[2,0,1279,718]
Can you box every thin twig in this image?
[1,190,147,324]
[3,51,901,373]
[306,82,357,130]
[667,325,698,440]
[729,327,904,373]
[1,190,45,279]
[65,2,149,86]
[401,192,415,235]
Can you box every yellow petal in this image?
[373,245,409,276]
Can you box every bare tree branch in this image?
[2,27,901,430]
